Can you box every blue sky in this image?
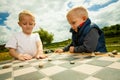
[88,0,118,11]
[0,12,9,26]
[0,0,120,45]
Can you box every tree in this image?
[34,28,54,45]
[102,24,120,37]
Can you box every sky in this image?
[0,0,120,45]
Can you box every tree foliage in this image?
[102,24,120,37]
[34,28,54,45]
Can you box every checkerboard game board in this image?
[0,53,120,80]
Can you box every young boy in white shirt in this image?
[5,10,47,61]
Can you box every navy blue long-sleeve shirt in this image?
[63,18,107,53]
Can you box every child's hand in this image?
[54,49,63,53]
[17,54,26,61]
[23,54,32,60]
[17,54,32,61]
[35,54,47,59]
[69,46,74,53]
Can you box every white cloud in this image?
[0,0,71,43]
[89,0,120,27]
[0,26,12,44]
[0,0,120,45]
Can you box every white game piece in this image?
[70,61,75,64]
[112,50,118,55]
[48,58,52,61]
[108,52,115,57]
[39,62,43,68]
[95,52,101,55]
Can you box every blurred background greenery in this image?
[0,24,120,62]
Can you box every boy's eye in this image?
[23,23,27,25]
[22,23,33,25]
[29,23,33,25]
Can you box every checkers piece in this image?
[48,58,52,61]
[70,61,75,64]
[94,52,101,55]
[39,62,44,68]
[112,50,118,55]
[2,65,11,69]
[108,52,115,57]
[19,65,24,67]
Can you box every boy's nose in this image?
[71,25,75,28]
[26,24,30,27]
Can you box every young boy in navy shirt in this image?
[55,6,107,53]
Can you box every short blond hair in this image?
[18,10,35,21]
[67,6,88,19]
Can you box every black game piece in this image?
[19,65,24,67]
[2,65,11,69]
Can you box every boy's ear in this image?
[18,22,20,25]
[18,22,21,27]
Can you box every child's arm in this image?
[9,48,20,59]
[35,41,47,59]
[55,42,73,53]
[9,48,32,61]
[74,28,99,53]
[9,48,25,61]
[63,42,73,52]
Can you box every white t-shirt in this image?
[5,32,42,56]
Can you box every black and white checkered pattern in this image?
[0,53,120,80]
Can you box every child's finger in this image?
[40,55,47,59]
[23,55,32,60]
[20,58,26,61]
[36,55,40,59]
[18,56,26,61]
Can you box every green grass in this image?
[44,39,71,50]
[106,46,120,52]
[105,37,120,52]
[105,37,120,44]
[0,37,120,62]
[0,52,12,62]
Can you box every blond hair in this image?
[18,10,35,21]
[67,6,88,19]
